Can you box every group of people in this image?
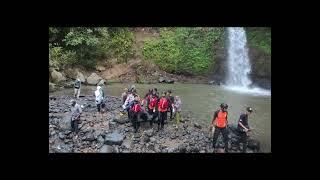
[69,80,254,153]
[210,103,254,152]
[121,86,182,133]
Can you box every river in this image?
[49,83,271,152]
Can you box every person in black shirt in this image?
[237,107,253,152]
[166,90,175,120]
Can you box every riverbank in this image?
[49,94,261,153]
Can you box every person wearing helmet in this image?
[211,103,229,152]
[237,107,254,152]
[70,99,82,134]
[74,78,81,99]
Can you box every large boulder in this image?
[87,73,102,85]
[158,77,165,83]
[96,65,106,72]
[104,132,124,145]
[76,72,86,83]
[165,79,174,84]
[51,69,66,83]
[97,79,106,86]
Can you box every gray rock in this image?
[97,79,106,86]
[104,132,124,145]
[167,147,175,153]
[59,132,65,140]
[178,144,187,153]
[97,135,105,144]
[85,133,96,141]
[96,65,106,71]
[76,71,86,83]
[158,77,165,83]
[170,133,177,139]
[194,123,202,129]
[50,131,56,136]
[144,129,154,137]
[122,140,131,149]
[147,144,155,151]
[49,82,56,92]
[165,79,174,84]
[99,145,114,153]
[113,114,130,124]
[52,144,72,153]
[51,69,66,83]
[64,130,72,135]
[87,73,102,85]
[183,124,188,129]
[143,136,150,143]
[150,137,156,143]
[114,146,119,153]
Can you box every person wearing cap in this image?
[74,78,81,99]
[70,99,82,133]
[211,103,229,152]
[237,107,254,152]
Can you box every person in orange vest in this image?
[237,107,254,152]
[157,92,169,131]
[211,103,229,152]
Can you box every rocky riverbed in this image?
[49,95,260,153]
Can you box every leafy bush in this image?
[246,27,271,55]
[142,27,224,75]
[49,27,135,69]
[49,44,76,69]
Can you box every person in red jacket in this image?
[158,92,169,130]
[148,93,158,127]
[130,95,142,133]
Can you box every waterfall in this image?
[224,27,270,96]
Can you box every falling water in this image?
[224,27,270,96]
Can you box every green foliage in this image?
[143,30,180,73]
[246,27,271,55]
[108,28,134,63]
[142,27,224,75]
[49,44,76,69]
[48,27,134,69]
